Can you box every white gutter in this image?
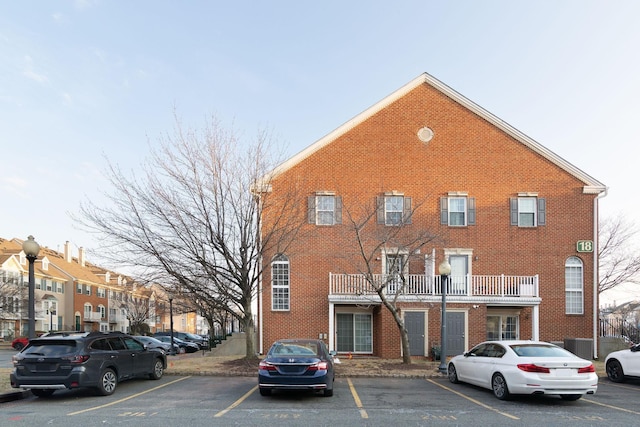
[593,187,608,359]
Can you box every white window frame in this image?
[449,197,467,226]
[565,256,584,314]
[385,195,404,225]
[518,197,536,227]
[271,254,290,311]
[316,195,336,225]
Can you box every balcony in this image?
[329,273,540,305]
[108,314,124,324]
[83,312,103,322]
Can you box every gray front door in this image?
[405,311,425,356]
[445,312,465,357]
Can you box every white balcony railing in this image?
[84,312,103,321]
[329,273,538,298]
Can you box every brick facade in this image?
[259,73,606,358]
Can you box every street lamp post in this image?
[22,235,40,340]
[169,295,175,355]
[438,259,451,374]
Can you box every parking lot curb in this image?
[0,389,30,403]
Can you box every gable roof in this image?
[271,72,606,194]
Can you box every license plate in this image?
[554,368,574,377]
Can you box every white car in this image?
[447,340,598,401]
[605,343,640,382]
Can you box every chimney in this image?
[78,247,85,267]
[64,241,72,263]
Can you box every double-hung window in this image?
[440,194,476,226]
[271,254,290,311]
[308,193,342,225]
[510,195,546,227]
[377,194,412,226]
[565,256,583,314]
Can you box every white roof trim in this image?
[272,73,607,192]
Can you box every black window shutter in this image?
[376,196,385,224]
[468,197,476,225]
[335,196,342,224]
[510,198,518,226]
[537,198,546,226]
[403,197,412,224]
[440,197,448,224]
[307,196,316,224]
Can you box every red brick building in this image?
[258,73,606,359]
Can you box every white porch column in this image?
[532,305,540,341]
[328,302,335,351]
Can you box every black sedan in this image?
[155,335,199,353]
[133,336,174,354]
[258,339,335,397]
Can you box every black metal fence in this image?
[599,317,640,344]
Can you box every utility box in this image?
[563,338,593,359]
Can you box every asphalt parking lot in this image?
[3,373,640,426]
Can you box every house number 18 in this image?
[576,240,593,253]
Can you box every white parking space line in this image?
[67,376,191,416]
[426,379,519,420]
[347,378,368,419]
[583,398,640,414]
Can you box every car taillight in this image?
[63,355,90,364]
[578,364,595,373]
[517,363,550,373]
[307,361,328,371]
[259,361,277,371]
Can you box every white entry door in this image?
[449,255,468,295]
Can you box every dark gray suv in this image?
[10,331,167,397]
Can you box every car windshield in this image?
[271,342,319,356]
[185,333,201,339]
[509,344,574,357]
[24,340,78,357]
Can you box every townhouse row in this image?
[0,238,199,340]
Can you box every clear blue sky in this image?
[1,1,638,302]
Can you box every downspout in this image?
[593,188,608,359]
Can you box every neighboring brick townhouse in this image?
[258,73,607,360]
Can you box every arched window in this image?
[565,256,583,314]
[271,254,290,311]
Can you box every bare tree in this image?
[599,214,640,294]
[339,196,440,364]
[123,295,151,335]
[78,115,303,359]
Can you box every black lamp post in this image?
[22,235,40,340]
[438,259,451,374]
[169,295,175,355]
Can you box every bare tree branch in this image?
[599,214,640,294]
[76,114,304,359]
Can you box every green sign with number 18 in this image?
[576,240,593,253]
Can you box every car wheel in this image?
[149,358,164,380]
[96,368,118,396]
[606,359,625,383]
[13,343,24,351]
[560,394,582,401]
[492,373,511,400]
[323,378,334,397]
[447,363,459,384]
[179,347,186,354]
[259,387,271,396]
[31,389,55,397]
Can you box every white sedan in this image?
[605,343,640,382]
[447,340,598,401]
